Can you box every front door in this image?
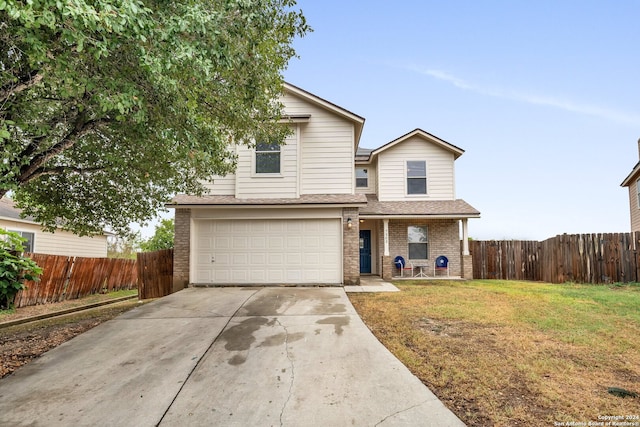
[359,230,371,274]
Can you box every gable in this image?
[283,82,365,147]
[370,128,464,161]
[376,135,457,201]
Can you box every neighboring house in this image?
[621,139,640,232]
[0,198,108,257]
[169,83,480,288]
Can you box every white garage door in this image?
[193,219,342,284]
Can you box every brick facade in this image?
[342,207,360,285]
[461,254,473,279]
[381,255,393,280]
[173,208,191,292]
[376,219,462,277]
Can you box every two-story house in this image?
[621,139,640,232]
[169,83,480,289]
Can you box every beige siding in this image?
[202,174,235,196]
[629,180,640,232]
[355,161,377,194]
[201,145,236,196]
[236,127,298,198]
[0,220,107,257]
[283,93,354,195]
[377,136,455,201]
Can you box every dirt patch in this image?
[0,301,141,379]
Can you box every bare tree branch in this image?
[26,165,105,181]
[17,116,109,184]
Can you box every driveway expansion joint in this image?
[156,288,261,427]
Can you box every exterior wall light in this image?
[347,218,352,229]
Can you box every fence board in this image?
[14,254,138,308]
[470,233,640,284]
[137,249,173,300]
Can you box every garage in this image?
[193,218,342,284]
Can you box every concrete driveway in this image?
[0,287,465,426]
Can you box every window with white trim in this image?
[8,230,35,253]
[255,141,281,174]
[356,168,368,188]
[408,226,428,259]
[637,178,640,208]
[407,160,427,194]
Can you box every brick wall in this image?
[383,219,461,277]
[461,254,473,279]
[342,207,360,285]
[173,208,191,291]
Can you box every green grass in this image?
[349,280,640,427]
[84,289,138,301]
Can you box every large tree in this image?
[1,0,308,235]
[139,218,174,252]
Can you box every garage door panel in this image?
[250,253,266,265]
[269,236,284,250]
[252,237,266,250]
[197,237,212,250]
[268,253,284,264]
[287,236,302,249]
[304,254,319,264]
[196,253,210,265]
[250,222,267,233]
[215,253,230,265]
[194,218,341,284]
[269,222,285,233]
[232,253,248,265]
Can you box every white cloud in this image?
[405,65,640,125]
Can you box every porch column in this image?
[383,219,390,256]
[462,219,470,256]
[381,219,392,280]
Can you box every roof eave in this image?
[360,214,481,219]
[621,162,640,187]
[0,216,38,226]
[166,202,367,209]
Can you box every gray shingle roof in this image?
[169,193,368,206]
[359,194,480,217]
[0,198,33,222]
[169,193,479,218]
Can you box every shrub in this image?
[0,230,42,309]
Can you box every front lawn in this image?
[348,280,640,427]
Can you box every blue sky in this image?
[283,0,640,240]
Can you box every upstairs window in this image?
[356,168,368,188]
[408,226,428,259]
[255,141,281,174]
[637,178,640,208]
[407,161,427,194]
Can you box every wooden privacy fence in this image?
[470,232,640,284]
[14,254,138,308]
[137,249,173,299]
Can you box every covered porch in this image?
[356,195,480,281]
